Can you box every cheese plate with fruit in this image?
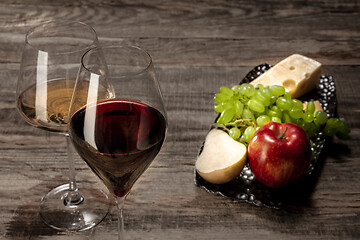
[194,54,350,209]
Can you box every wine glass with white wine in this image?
[16,20,110,231]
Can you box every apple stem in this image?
[280,127,288,140]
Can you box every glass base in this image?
[39,183,110,232]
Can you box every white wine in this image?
[18,78,112,132]
[17,79,77,132]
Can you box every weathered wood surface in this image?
[0,0,359,239]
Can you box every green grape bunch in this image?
[214,83,350,144]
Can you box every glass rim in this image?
[81,45,153,78]
[25,20,98,54]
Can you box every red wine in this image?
[69,99,166,197]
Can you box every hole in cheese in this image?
[282,79,296,92]
[289,66,295,70]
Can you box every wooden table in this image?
[0,1,359,239]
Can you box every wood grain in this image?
[0,0,359,239]
[0,0,359,65]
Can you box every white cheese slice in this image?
[303,100,324,113]
[250,54,322,99]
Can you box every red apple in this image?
[248,122,312,188]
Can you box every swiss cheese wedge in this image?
[250,54,322,98]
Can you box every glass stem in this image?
[64,133,83,206]
[116,196,126,240]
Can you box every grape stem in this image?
[214,118,257,132]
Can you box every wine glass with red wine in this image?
[68,44,167,239]
[16,20,110,231]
